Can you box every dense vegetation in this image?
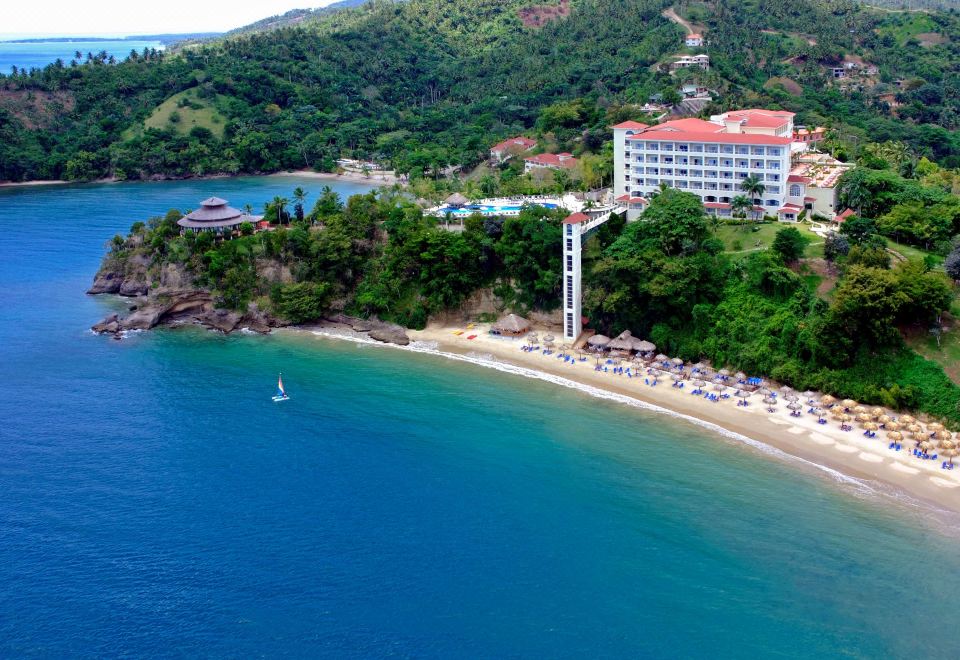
[3,0,960,184]
[583,188,960,423]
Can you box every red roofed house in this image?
[613,108,799,220]
[835,208,856,223]
[524,152,579,173]
[685,33,704,47]
[490,136,537,163]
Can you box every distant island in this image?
[1,33,221,45]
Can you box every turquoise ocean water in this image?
[2,176,960,657]
[0,40,163,71]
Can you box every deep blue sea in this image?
[0,40,163,72]
[2,176,960,657]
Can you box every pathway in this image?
[662,7,696,34]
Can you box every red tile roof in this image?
[787,174,811,183]
[562,212,590,224]
[836,208,856,221]
[687,33,702,39]
[611,121,650,130]
[778,204,803,213]
[704,202,730,209]
[525,153,579,168]
[653,117,723,133]
[491,136,536,152]
[616,194,649,204]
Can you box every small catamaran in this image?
[272,373,290,402]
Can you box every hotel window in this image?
[677,180,688,188]
[691,170,702,177]
[566,225,572,236]
[646,167,658,175]
[647,155,658,163]
[790,184,802,196]
[768,148,781,156]
[678,169,688,176]
[706,145,719,153]
[722,159,733,167]
[646,178,658,186]
[661,143,674,151]
[706,158,717,166]
[635,155,645,163]
[721,146,734,154]
[737,172,748,179]
[766,199,778,206]
[736,146,749,155]
[767,173,780,182]
[662,156,674,164]
[566,238,573,250]
[678,158,688,165]
[706,170,717,178]
[678,143,689,152]
[566,314,573,333]
[752,147,765,155]
[692,157,702,165]
[691,181,703,189]
[648,143,659,150]
[566,254,573,271]
[692,144,704,152]
[752,161,764,169]
[661,168,673,175]
[767,161,780,170]
[624,140,631,147]
[736,159,748,168]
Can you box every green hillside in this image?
[1,0,959,182]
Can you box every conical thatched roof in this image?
[492,313,530,334]
[178,196,251,229]
[445,192,469,207]
[632,339,655,352]
[587,334,611,347]
[607,330,634,351]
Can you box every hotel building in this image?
[612,109,803,221]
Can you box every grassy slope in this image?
[124,89,227,140]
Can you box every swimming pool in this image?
[435,202,559,216]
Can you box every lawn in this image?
[123,89,227,140]
[713,221,823,259]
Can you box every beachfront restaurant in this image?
[176,197,261,236]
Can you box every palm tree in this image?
[731,195,752,222]
[292,187,307,222]
[741,175,766,220]
[272,196,289,225]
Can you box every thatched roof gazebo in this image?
[587,334,611,349]
[607,331,634,352]
[491,313,531,336]
[445,192,469,207]
[177,197,258,233]
[632,339,656,353]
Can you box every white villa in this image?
[670,54,710,71]
[611,109,832,222]
[524,152,579,173]
[685,33,704,47]
[785,152,853,219]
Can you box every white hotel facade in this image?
[612,110,804,222]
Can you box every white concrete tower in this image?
[562,213,587,342]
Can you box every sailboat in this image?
[272,373,290,402]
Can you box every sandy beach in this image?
[273,169,403,186]
[301,321,960,517]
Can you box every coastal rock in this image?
[118,279,149,297]
[350,319,373,333]
[199,308,242,333]
[120,305,164,330]
[91,314,120,334]
[87,270,123,294]
[369,323,410,346]
[158,263,191,292]
[255,259,294,285]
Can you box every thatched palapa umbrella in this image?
[492,313,531,337]
[900,415,916,424]
[588,334,611,349]
[888,431,903,443]
[842,399,857,409]
[821,395,836,406]
[445,192,469,207]
[787,402,802,411]
[633,339,656,353]
[607,331,634,352]
[942,447,958,467]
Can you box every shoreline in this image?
[0,169,403,189]
[286,321,960,522]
